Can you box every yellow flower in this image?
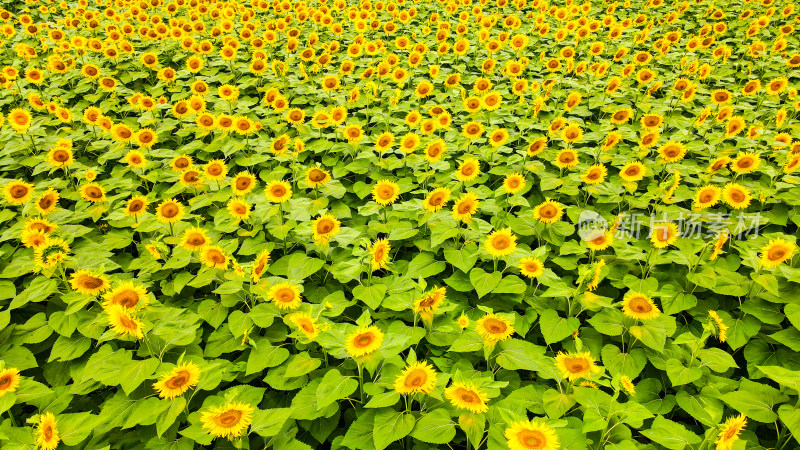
[36,412,60,450]
[4,180,35,205]
[306,167,331,187]
[657,141,687,163]
[230,172,256,197]
[265,180,292,203]
[722,183,752,209]
[0,367,21,397]
[35,188,60,215]
[452,192,480,222]
[504,419,560,450]
[124,195,149,217]
[103,281,148,310]
[694,185,721,210]
[267,282,302,310]
[251,249,271,282]
[200,402,254,440]
[372,180,400,206]
[394,361,438,395]
[69,269,110,296]
[106,304,144,339]
[281,308,318,338]
[156,198,185,224]
[203,159,228,182]
[475,314,514,343]
[555,351,601,381]
[519,257,545,278]
[368,239,391,271]
[135,128,157,148]
[585,231,614,251]
[46,144,74,168]
[414,286,446,314]
[199,246,230,270]
[345,325,384,358]
[621,291,661,320]
[226,199,251,222]
[79,182,106,203]
[444,381,489,413]
[581,164,607,184]
[456,158,481,182]
[424,139,447,163]
[715,415,747,450]
[33,237,70,270]
[560,123,583,143]
[533,200,564,224]
[730,152,761,174]
[152,362,201,399]
[488,128,510,147]
[650,222,679,249]
[181,227,209,251]
[7,108,32,133]
[312,214,341,243]
[485,228,517,258]
[759,238,796,268]
[620,376,636,395]
[503,173,526,194]
[423,187,451,212]
[124,150,147,169]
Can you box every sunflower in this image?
[7,108,32,133]
[622,291,661,320]
[306,167,331,187]
[156,198,185,224]
[285,108,305,126]
[650,222,679,249]
[104,281,148,310]
[124,150,147,169]
[533,200,564,224]
[722,183,752,209]
[452,192,480,222]
[504,420,560,450]
[79,183,106,203]
[171,155,193,172]
[610,107,633,124]
[730,152,761,174]
[765,77,788,95]
[424,139,447,163]
[267,282,302,310]
[585,231,614,251]
[111,124,134,142]
[620,376,636,395]
[555,351,601,381]
[489,128,510,147]
[226,199,251,222]
[203,159,228,182]
[0,367,21,397]
[373,131,395,153]
[69,269,110,296]
[527,138,547,156]
[368,239,391,271]
[456,158,481,182]
[462,121,484,140]
[243,249,270,284]
[414,286,446,314]
[619,162,646,182]
[312,214,341,243]
[640,113,663,129]
[153,362,201,399]
[694,186,721,210]
[372,180,400,206]
[200,246,229,270]
[394,361,438,395]
[124,195,149,217]
[283,312,320,342]
[423,187,451,212]
[444,382,489,413]
[21,229,48,249]
[503,173,526,194]
[265,180,292,203]
[581,164,607,185]
[475,314,514,343]
[201,402,254,440]
[639,131,660,149]
[760,238,796,269]
[33,237,70,270]
[345,325,384,358]
[46,145,74,168]
[711,89,732,105]
[4,180,34,205]
[715,415,747,450]
[135,128,157,149]
[554,149,579,169]
[36,412,60,450]
[485,229,517,258]
[106,304,144,339]
[657,141,687,163]
[725,116,745,138]
[519,257,545,278]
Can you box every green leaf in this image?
[640,415,702,450]
[287,253,326,280]
[719,379,790,422]
[778,405,800,448]
[157,397,187,437]
[341,410,376,450]
[118,358,160,395]
[284,352,322,378]
[315,369,358,411]
[542,388,575,419]
[495,339,549,372]
[493,275,527,294]
[665,359,702,386]
[469,268,502,298]
[372,409,415,450]
[444,243,479,273]
[406,252,446,279]
[410,409,455,444]
[353,284,387,310]
[250,408,292,437]
[757,366,800,392]
[246,343,290,375]
[539,309,579,345]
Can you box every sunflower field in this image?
[2,0,800,448]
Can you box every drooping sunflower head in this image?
[105,304,144,339]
